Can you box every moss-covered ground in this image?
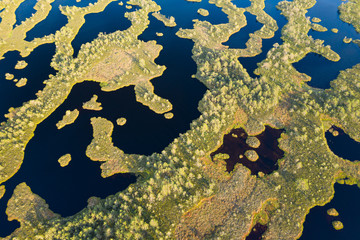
[0,0,360,239]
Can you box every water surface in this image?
[0,0,208,237]
[0,43,56,123]
[300,184,360,240]
[210,126,284,174]
[25,0,99,41]
[153,0,228,29]
[71,1,134,57]
[231,0,251,9]
[238,0,287,78]
[325,126,360,161]
[223,12,263,49]
[14,0,37,27]
[293,0,360,89]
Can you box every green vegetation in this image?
[56,109,79,129]
[135,81,173,114]
[14,60,28,70]
[246,136,261,148]
[311,23,327,32]
[213,152,230,161]
[328,127,339,136]
[0,0,168,187]
[5,73,14,80]
[86,117,141,177]
[15,78,27,87]
[82,95,102,111]
[0,0,55,59]
[327,208,339,216]
[6,182,60,230]
[152,11,177,27]
[311,17,321,23]
[58,154,72,167]
[244,149,259,161]
[116,117,127,126]
[339,0,360,33]
[353,39,360,47]
[343,36,352,43]
[0,185,4,200]
[1,0,360,239]
[164,112,174,119]
[332,220,344,230]
[197,8,209,17]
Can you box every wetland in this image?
[0,0,359,239]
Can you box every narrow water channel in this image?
[293,0,360,89]
[0,0,209,236]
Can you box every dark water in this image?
[71,1,135,57]
[1,0,359,238]
[153,0,228,28]
[14,0,37,27]
[238,0,287,78]
[246,223,268,240]
[223,12,263,49]
[210,126,284,174]
[0,0,208,236]
[25,0,99,41]
[0,43,57,123]
[231,0,251,9]
[293,0,360,89]
[325,126,360,162]
[0,83,138,236]
[300,126,360,238]
[300,184,360,240]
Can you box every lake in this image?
[0,0,359,238]
[0,0,209,236]
[293,0,360,89]
[300,184,360,240]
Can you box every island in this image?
[197,8,209,17]
[57,154,72,167]
[14,60,28,70]
[116,117,127,126]
[5,73,14,80]
[15,78,27,87]
[152,12,177,27]
[82,95,103,111]
[0,0,359,239]
[0,185,4,200]
[56,109,80,129]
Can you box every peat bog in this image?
[211,126,284,175]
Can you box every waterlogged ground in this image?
[0,0,359,239]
